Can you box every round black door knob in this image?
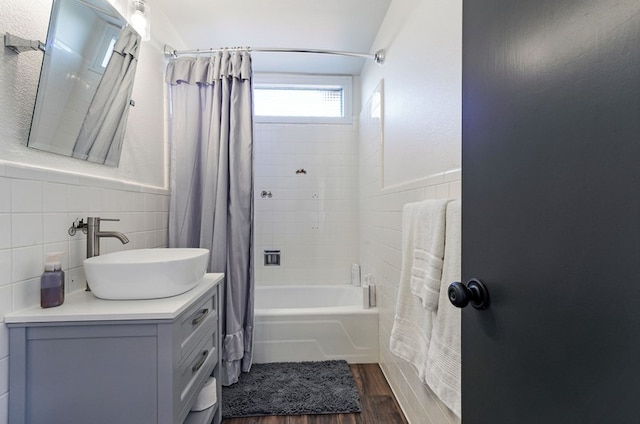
[448,278,490,310]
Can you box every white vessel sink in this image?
[83,248,210,300]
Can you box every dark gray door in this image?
[461,0,640,422]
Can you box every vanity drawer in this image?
[178,330,218,419]
[180,293,217,357]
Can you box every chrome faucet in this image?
[86,217,130,258]
[68,217,130,291]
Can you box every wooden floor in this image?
[222,364,408,424]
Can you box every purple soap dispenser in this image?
[41,252,65,308]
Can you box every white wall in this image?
[254,122,359,285]
[359,0,462,423]
[361,0,462,188]
[0,2,187,422]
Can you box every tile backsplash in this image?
[0,160,169,423]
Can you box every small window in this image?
[99,37,117,68]
[253,75,352,124]
[89,24,120,75]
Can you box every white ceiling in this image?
[153,0,391,75]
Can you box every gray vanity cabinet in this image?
[7,275,223,424]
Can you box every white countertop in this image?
[5,273,224,324]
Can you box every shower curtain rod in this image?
[163,44,385,65]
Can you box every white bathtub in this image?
[253,285,379,364]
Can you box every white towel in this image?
[410,199,451,310]
[425,200,462,417]
[390,202,434,380]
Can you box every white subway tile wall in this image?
[253,123,359,286]
[0,161,169,422]
[359,84,461,424]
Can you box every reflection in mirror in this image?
[28,0,140,167]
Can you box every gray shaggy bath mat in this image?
[222,360,361,418]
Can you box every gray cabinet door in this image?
[15,324,159,424]
[462,0,640,422]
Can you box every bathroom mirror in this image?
[28,0,140,167]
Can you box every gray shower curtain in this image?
[166,52,254,386]
[72,25,140,166]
